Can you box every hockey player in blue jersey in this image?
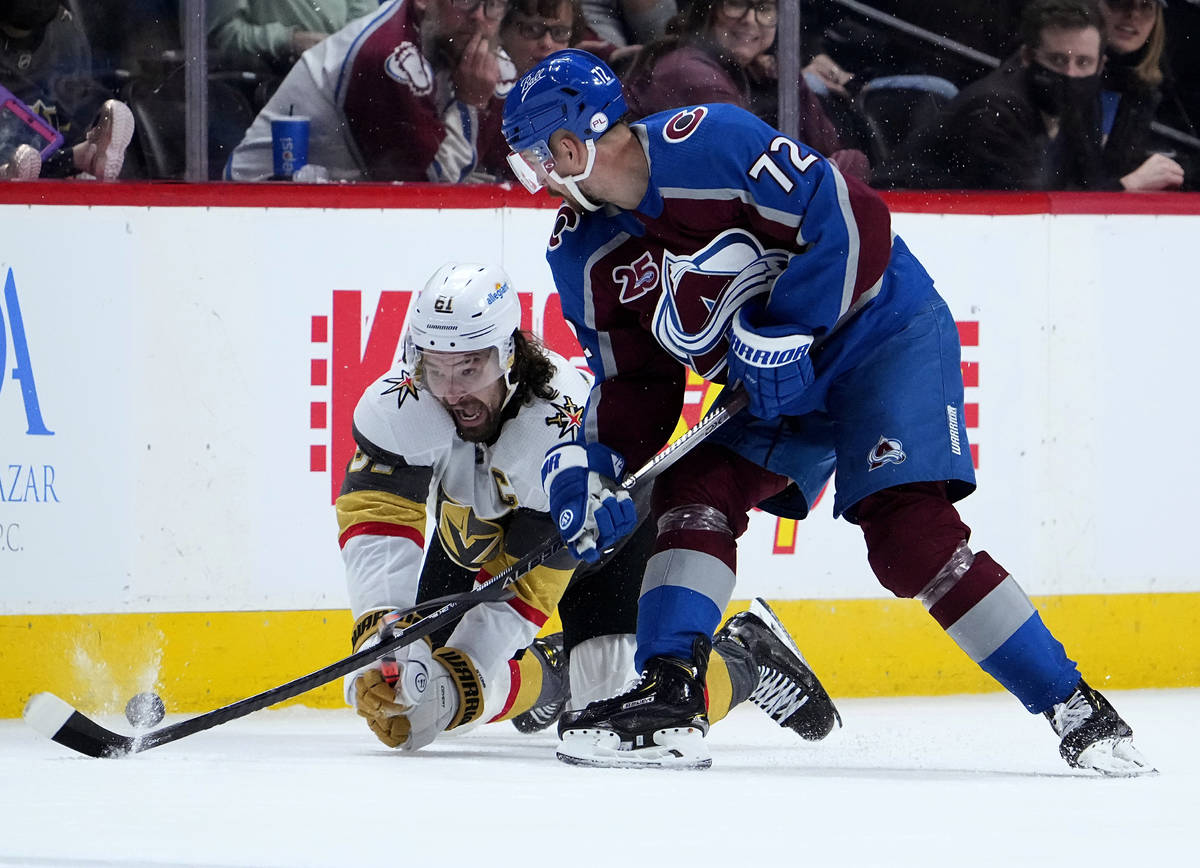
[501,49,1153,774]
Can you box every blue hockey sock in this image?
[635,584,722,671]
[978,613,1080,713]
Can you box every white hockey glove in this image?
[541,442,637,563]
[345,611,485,750]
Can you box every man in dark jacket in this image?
[878,0,1114,191]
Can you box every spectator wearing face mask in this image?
[877,0,1117,191]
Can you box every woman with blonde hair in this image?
[1099,0,1185,189]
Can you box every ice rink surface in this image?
[1,688,1194,868]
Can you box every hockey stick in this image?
[23,388,748,758]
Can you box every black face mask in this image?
[1027,63,1100,117]
[0,0,60,31]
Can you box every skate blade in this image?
[556,726,712,770]
[1074,737,1158,777]
[749,597,808,663]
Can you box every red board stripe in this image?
[0,181,1196,215]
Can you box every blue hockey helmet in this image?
[502,49,627,209]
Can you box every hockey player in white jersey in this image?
[338,263,841,758]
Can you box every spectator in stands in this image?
[208,1,383,74]
[228,0,516,182]
[1098,0,1185,189]
[500,0,582,74]
[877,0,1119,190]
[0,1,133,180]
[621,0,869,179]
[581,0,674,48]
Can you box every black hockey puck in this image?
[125,692,166,729]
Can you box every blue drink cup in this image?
[271,116,310,179]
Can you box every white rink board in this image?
[1,203,1196,614]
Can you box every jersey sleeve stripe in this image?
[506,594,550,627]
[828,163,862,320]
[659,186,804,232]
[338,520,424,550]
[487,658,523,723]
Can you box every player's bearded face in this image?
[422,350,508,441]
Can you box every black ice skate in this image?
[716,597,842,741]
[1044,679,1156,776]
[556,636,712,769]
[512,633,570,734]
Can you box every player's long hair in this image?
[510,330,559,406]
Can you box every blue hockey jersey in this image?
[546,103,939,467]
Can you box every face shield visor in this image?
[506,140,556,194]
[414,347,508,401]
[506,137,601,210]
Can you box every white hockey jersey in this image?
[337,347,591,729]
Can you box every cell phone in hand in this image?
[0,84,64,161]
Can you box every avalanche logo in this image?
[384,42,434,96]
[867,436,906,470]
[651,230,790,380]
[662,106,708,143]
[548,205,580,251]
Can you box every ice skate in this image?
[556,636,711,769]
[716,597,842,740]
[512,633,570,734]
[1044,679,1156,776]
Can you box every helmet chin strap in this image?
[550,139,601,212]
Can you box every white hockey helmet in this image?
[403,263,521,400]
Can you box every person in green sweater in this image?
[208,0,382,73]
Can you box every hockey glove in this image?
[726,298,815,419]
[541,442,637,563]
[346,611,483,750]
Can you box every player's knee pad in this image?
[654,503,736,570]
[652,444,787,539]
[855,482,972,599]
[657,503,732,536]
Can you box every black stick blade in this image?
[23,693,136,758]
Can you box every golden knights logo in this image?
[437,487,504,569]
[546,395,584,438]
[380,369,419,409]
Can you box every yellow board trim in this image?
[4,592,1198,719]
